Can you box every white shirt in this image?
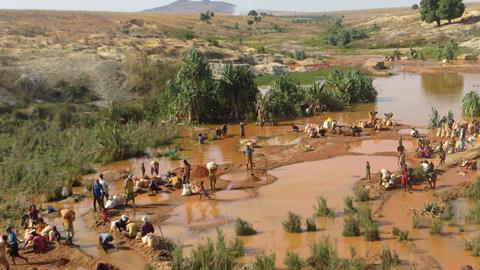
[99,178,109,194]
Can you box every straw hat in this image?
[121,215,128,221]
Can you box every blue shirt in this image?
[7,231,17,246]
[92,182,103,198]
[244,148,254,157]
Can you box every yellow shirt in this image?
[125,179,134,193]
[126,222,138,238]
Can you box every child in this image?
[365,162,371,181]
[199,181,211,200]
[49,226,61,244]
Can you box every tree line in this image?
[150,48,377,124]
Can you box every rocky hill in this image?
[143,0,236,14]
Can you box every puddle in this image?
[161,155,399,265]
[214,190,252,201]
[349,139,417,155]
[264,134,302,146]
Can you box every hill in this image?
[143,0,236,14]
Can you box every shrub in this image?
[314,196,335,218]
[440,201,454,221]
[466,177,480,200]
[364,220,380,241]
[171,244,185,270]
[306,217,317,232]
[392,227,409,241]
[468,203,480,224]
[462,91,480,117]
[353,188,370,202]
[207,36,220,46]
[282,212,302,233]
[253,253,276,270]
[357,207,373,226]
[294,50,306,60]
[304,83,345,112]
[412,212,422,229]
[436,40,459,61]
[284,251,303,270]
[173,28,195,40]
[343,215,361,237]
[234,218,257,236]
[379,247,401,269]
[343,196,357,214]
[412,4,419,10]
[308,237,339,269]
[324,69,377,104]
[430,218,443,235]
[464,235,480,256]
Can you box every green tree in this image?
[412,4,420,9]
[266,74,304,121]
[438,0,465,24]
[200,10,215,23]
[324,69,377,104]
[248,10,258,16]
[163,49,217,123]
[420,0,441,26]
[218,64,259,121]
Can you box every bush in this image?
[253,253,276,270]
[324,69,377,104]
[314,196,335,218]
[468,203,480,224]
[282,212,303,233]
[464,235,480,256]
[411,212,422,229]
[234,218,257,236]
[171,244,185,270]
[343,196,357,214]
[379,247,401,270]
[392,227,409,241]
[430,218,443,235]
[436,40,459,61]
[364,220,380,241]
[306,217,317,232]
[308,237,339,269]
[207,36,220,46]
[412,4,419,9]
[353,188,370,202]
[440,201,454,221]
[173,28,195,40]
[284,252,303,270]
[304,82,345,112]
[342,215,361,237]
[325,26,368,46]
[466,177,480,200]
[294,50,306,60]
[462,91,480,117]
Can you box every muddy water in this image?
[380,169,480,269]
[161,156,401,265]
[349,139,417,155]
[303,72,480,127]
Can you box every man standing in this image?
[245,144,254,171]
[61,209,75,245]
[439,147,446,166]
[92,179,104,212]
[240,122,246,139]
[365,161,371,181]
[182,160,191,184]
[5,226,28,265]
[98,174,109,201]
[125,176,136,208]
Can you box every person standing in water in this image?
[141,163,146,177]
[245,144,254,170]
[365,161,371,181]
[209,167,217,191]
[124,176,136,208]
[182,160,191,184]
[439,146,446,166]
[240,122,245,139]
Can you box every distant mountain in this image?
[143,0,236,14]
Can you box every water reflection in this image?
[421,73,464,97]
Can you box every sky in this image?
[0,0,478,13]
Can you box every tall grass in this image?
[353,188,370,202]
[252,253,276,270]
[466,177,480,200]
[343,215,361,237]
[234,218,257,236]
[284,252,303,270]
[379,247,401,270]
[314,196,336,218]
[462,91,480,117]
[308,237,339,269]
[464,235,480,256]
[343,196,357,214]
[282,212,303,233]
[306,217,317,232]
[430,218,443,235]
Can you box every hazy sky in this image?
[0,0,478,13]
